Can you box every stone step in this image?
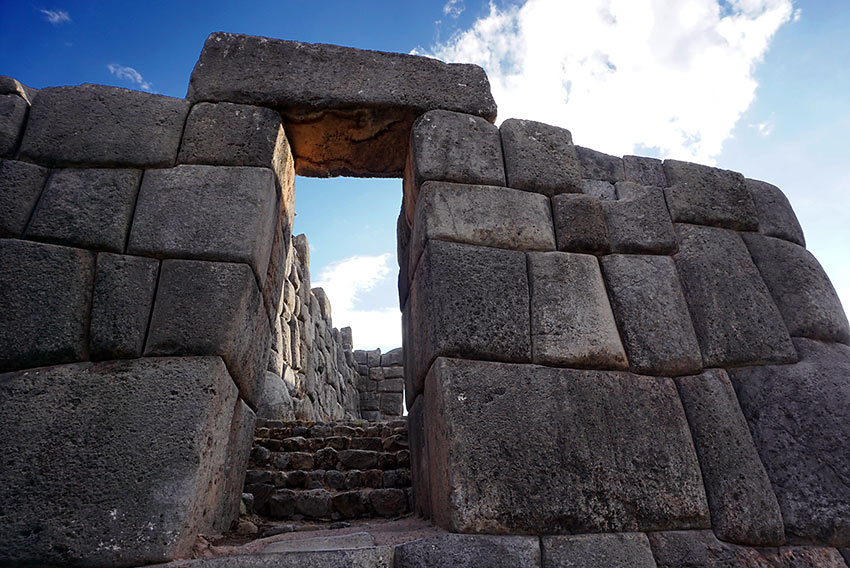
[262,531,375,553]
[154,545,394,567]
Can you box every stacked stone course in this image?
[354,347,405,420]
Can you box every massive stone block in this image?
[409,240,530,398]
[528,251,627,369]
[623,155,666,187]
[576,146,625,182]
[673,223,797,367]
[408,395,431,518]
[0,239,93,372]
[541,533,657,568]
[0,75,38,103]
[18,84,189,167]
[425,358,709,534]
[145,259,271,409]
[394,534,540,568]
[216,399,256,532]
[26,167,142,252]
[551,193,610,254]
[746,178,805,246]
[730,339,850,547]
[0,159,49,237]
[600,254,702,376]
[127,165,278,283]
[499,118,583,196]
[0,357,237,567]
[744,233,849,344]
[675,369,784,545]
[158,547,395,567]
[602,181,677,254]
[664,160,759,230]
[187,33,496,177]
[0,93,28,157]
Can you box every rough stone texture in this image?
[156,547,394,567]
[394,534,540,568]
[256,371,296,420]
[409,181,555,275]
[675,369,785,545]
[0,239,94,372]
[145,259,270,409]
[0,93,28,156]
[730,338,850,547]
[576,146,625,182]
[425,358,709,534]
[582,179,616,200]
[623,155,667,187]
[673,223,797,367]
[409,240,530,399]
[89,253,159,360]
[551,193,610,254]
[19,83,189,167]
[128,165,278,283]
[0,357,237,567]
[217,400,257,531]
[499,118,583,196]
[0,75,38,104]
[600,254,702,376]
[408,395,430,518]
[542,533,657,568]
[0,159,49,237]
[26,167,142,252]
[664,160,760,230]
[744,233,849,344]
[603,182,677,254]
[746,178,805,246]
[528,251,627,369]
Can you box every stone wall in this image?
[354,347,405,420]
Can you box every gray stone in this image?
[425,358,709,534]
[256,371,295,420]
[576,146,625,182]
[262,206,293,328]
[26,167,141,252]
[379,393,404,416]
[408,395,430,518]
[0,356,237,566]
[746,178,805,246]
[542,533,657,568]
[409,240,530,399]
[499,118,583,196]
[673,223,797,367]
[730,338,850,547]
[383,366,404,378]
[296,489,332,518]
[623,155,667,187]
[582,179,616,200]
[339,450,378,470]
[663,159,759,230]
[600,254,702,376]
[675,369,784,545]
[312,287,332,320]
[341,326,353,347]
[398,206,412,309]
[369,488,408,516]
[156,547,394,568]
[0,94,28,156]
[551,193,609,254]
[19,84,189,167]
[409,181,555,275]
[367,349,382,368]
[89,253,159,360]
[217,399,256,531]
[528,251,627,369]
[381,347,403,367]
[377,378,404,393]
[0,239,93,372]
[602,182,677,254]
[744,233,849,344]
[0,159,49,237]
[127,165,278,283]
[263,532,374,553]
[145,259,270,409]
[394,534,540,568]
[0,76,38,104]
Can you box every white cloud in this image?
[749,118,774,136]
[444,0,465,18]
[313,254,401,351]
[107,64,152,91]
[423,0,795,163]
[40,9,70,25]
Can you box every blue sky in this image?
[2,0,847,351]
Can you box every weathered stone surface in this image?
[369,488,408,516]
[408,395,430,518]
[673,223,797,367]
[542,533,657,568]
[19,84,189,167]
[381,348,403,367]
[409,240,530,397]
[425,358,709,534]
[296,489,332,518]
[145,259,270,408]
[217,399,257,531]
[263,532,375,553]
[0,93,28,156]
[156,547,394,568]
[409,181,555,274]
[744,233,849,344]
[0,357,237,567]
[312,287,332,320]
[603,182,677,254]
[551,193,610,254]
[0,159,48,237]
[730,338,850,547]
[528,251,627,369]
[128,165,277,283]
[582,179,616,200]
[0,239,93,372]
[499,118,583,196]
[664,160,759,230]
[379,392,404,416]
[600,254,702,376]
[675,369,784,545]
[398,206,412,309]
[745,180,805,247]
[623,155,666,187]
[256,371,296,420]
[576,146,625,182]
[394,534,539,568]
[89,253,159,360]
[26,167,141,252]
[0,76,38,104]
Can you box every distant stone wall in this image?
[354,347,405,420]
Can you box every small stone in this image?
[285,470,308,489]
[332,491,369,519]
[364,469,384,489]
[295,489,332,519]
[370,488,408,517]
[234,520,258,535]
[325,470,345,490]
[266,489,296,519]
[338,450,378,470]
[344,470,362,489]
[288,452,314,470]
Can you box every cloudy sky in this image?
[1,0,847,350]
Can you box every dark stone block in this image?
[369,488,408,517]
[0,94,28,157]
[551,193,610,254]
[295,489,332,519]
[623,155,666,187]
[332,491,369,518]
[0,159,49,237]
[394,534,540,568]
[499,118,583,196]
[379,392,404,416]
[542,533,657,568]
[408,395,430,518]
[338,450,378,470]
[576,146,624,182]
[0,76,38,104]
[746,178,805,246]
[266,489,296,519]
[603,182,677,254]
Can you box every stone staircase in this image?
[242,419,411,524]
